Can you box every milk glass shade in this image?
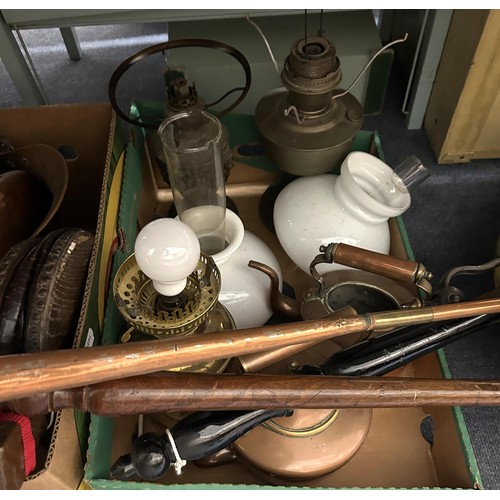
[158,109,226,255]
[273,152,414,276]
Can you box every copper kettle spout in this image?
[248,260,302,321]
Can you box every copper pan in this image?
[0,143,69,246]
[0,171,45,258]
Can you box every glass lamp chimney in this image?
[159,109,227,255]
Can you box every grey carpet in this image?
[1,21,500,489]
[0,23,169,111]
[365,66,500,491]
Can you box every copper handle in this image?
[330,243,431,284]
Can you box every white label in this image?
[85,327,95,348]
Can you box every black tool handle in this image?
[110,408,291,481]
[318,314,496,377]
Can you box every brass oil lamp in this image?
[255,34,363,176]
[254,27,407,177]
[113,217,235,373]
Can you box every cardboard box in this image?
[83,109,482,490]
[0,103,125,489]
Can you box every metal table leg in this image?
[0,12,46,106]
[60,26,82,61]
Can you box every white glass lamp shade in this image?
[134,218,200,296]
[211,209,283,329]
[274,152,412,276]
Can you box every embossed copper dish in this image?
[0,228,94,355]
[0,237,42,355]
[0,238,41,311]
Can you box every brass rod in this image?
[371,298,500,330]
[0,298,499,403]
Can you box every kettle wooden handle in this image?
[324,243,432,294]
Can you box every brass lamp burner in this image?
[114,252,221,338]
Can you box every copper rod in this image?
[0,298,499,403]
[239,306,358,373]
[4,373,500,417]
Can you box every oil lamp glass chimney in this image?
[158,109,226,255]
[368,155,430,207]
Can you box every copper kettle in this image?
[239,242,431,372]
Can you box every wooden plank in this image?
[474,74,500,152]
[424,10,500,163]
[424,10,488,161]
[443,10,500,160]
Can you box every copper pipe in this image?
[4,373,500,417]
[370,298,500,329]
[0,298,499,402]
[239,306,357,373]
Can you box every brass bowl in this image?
[113,252,222,337]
